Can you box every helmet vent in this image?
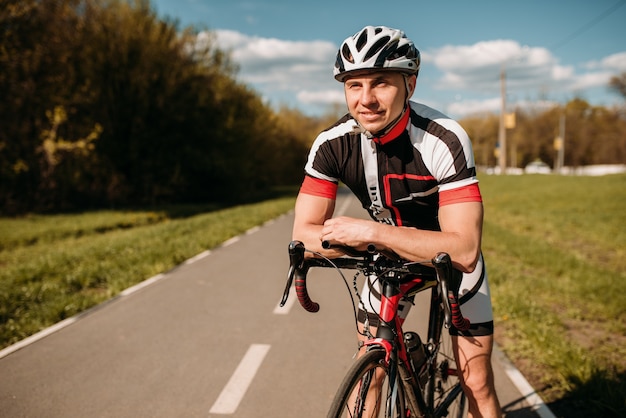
[365,36,390,61]
[388,43,409,61]
[356,30,368,52]
[342,44,354,63]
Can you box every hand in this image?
[319,216,378,250]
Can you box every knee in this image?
[461,364,496,403]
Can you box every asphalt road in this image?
[0,193,549,417]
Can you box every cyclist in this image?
[292,25,502,417]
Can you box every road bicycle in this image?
[280,240,470,418]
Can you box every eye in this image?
[373,78,389,87]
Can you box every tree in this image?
[0,0,87,212]
[609,72,626,100]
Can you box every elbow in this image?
[455,250,480,274]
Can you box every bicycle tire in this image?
[425,331,467,418]
[327,349,408,418]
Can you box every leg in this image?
[452,254,501,417]
[453,334,502,418]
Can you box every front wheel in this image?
[426,332,467,418]
[327,349,407,418]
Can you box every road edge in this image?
[493,343,557,418]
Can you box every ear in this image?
[405,75,417,99]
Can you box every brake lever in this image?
[432,252,453,328]
[280,241,305,307]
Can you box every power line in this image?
[549,0,626,51]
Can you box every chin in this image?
[360,122,385,133]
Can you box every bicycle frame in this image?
[361,272,446,416]
[281,240,469,417]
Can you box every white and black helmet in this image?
[334,26,420,82]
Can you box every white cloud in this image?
[448,97,559,118]
[434,40,522,70]
[571,71,613,90]
[297,89,344,105]
[210,29,339,110]
[602,52,626,71]
[584,51,626,71]
[446,98,502,117]
[431,40,566,93]
[203,30,625,118]
[426,39,626,117]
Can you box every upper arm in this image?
[292,192,336,242]
[438,200,483,271]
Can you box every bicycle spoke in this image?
[428,333,467,418]
[329,349,406,418]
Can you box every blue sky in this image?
[150,0,626,119]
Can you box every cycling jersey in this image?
[300,101,494,336]
[302,102,481,228]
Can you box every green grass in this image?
[1,174,625,416]
[0,198,296,349]
[479,173,626,417]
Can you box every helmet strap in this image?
[363,105,410,145]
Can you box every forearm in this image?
[292,192,345,258]
[371,223,480,272]
[321,202,484,272]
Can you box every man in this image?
[292,26,502,417]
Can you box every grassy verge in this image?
[479,173,626,417]
[0,197,296,349]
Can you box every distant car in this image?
[525,160,551,174]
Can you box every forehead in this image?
[343,71,404,83]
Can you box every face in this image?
[344,72,415,134]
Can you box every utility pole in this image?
[498,66,507,174]
[554,111,566,173]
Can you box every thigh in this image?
[457,254,493,324]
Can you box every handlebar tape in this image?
[433,252,471,331]
[294,269,319,313]
[449,300,470,331]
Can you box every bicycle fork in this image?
[362,279,429,417]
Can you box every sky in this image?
[149,0,626,119]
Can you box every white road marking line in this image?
[273,286,296,314]
[0,316,79,360]
[246,226,261,234]
[209,344,271,415]
[120,273,166,296]
[184,250,211,265]
[222,236,240,247]
[0,272,167,360]
[493,345,556,418]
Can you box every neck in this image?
[365,107,410,145]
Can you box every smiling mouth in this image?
[360,111,383,120]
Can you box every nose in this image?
[359,85,377,106]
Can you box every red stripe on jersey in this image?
[383,173,436,227]
[439,183,482,206]
[300,175,338,199]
